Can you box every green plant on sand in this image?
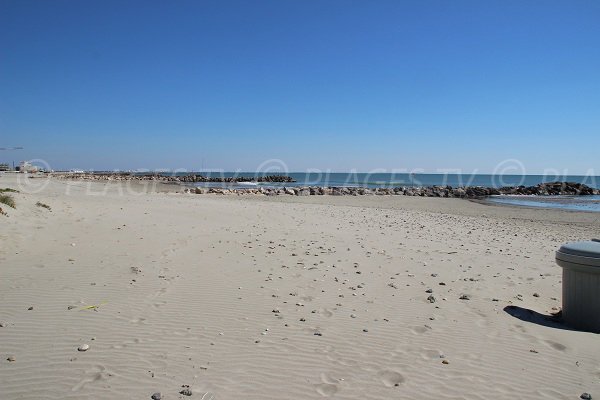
[0,194,16,209]
[0,188,19,193]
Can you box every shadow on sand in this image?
[503,305,575,331]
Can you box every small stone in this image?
[580,393,592,400]
[78,344,90,352]
[179,386,192,396]
[425,289,433,293]
[67,305,76,310]
[427,295,436,303]
[362,329,369,333]
[27,306,33,310]
[7,356,15,362]
[314,332,322,336]
[0,322,5,327]
[442,359,449,364]
[350,314,357,318]
[459,295,471,300]
[151,393,162,400]
[533,293,540,298]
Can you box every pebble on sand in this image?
[179,386,192,396]
[151,393,162,400]
[78,344,90,352]
[580,393,592,400]
[7,356,16,362]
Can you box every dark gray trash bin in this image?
[555,240,600,333]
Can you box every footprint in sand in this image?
[378,370,405,387]
[72,365,113,391]
[419,348,444,360]
[544,340,567,351]
[410,325,430,335]
[315,383,338,397]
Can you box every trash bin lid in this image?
[556,240,600,268]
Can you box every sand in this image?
[1,174,599,400]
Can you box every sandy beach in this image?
[1,174,599,400]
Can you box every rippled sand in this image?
[1,175,599,399]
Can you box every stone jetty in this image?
[188,182,599,198]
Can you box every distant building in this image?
[18,161,38,173]
[0,163,10,171]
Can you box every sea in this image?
[173,172,600,212]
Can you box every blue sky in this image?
[1,0,599,173]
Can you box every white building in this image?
[18,161,38,173]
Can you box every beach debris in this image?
[80,302,107,311]
[580,393,592,400]
[427,295,436,303]
[179,385,192,396]
[151,393,162,400]
[7,356,15,362]
[442,360,449,364]
[425,289,433,293]
[350,314,357,318]
[78,344,90,352]
[0,321,6,327]
[533,292,540,297]
[131,266,142,274]
[459,294,471,300]
[27,306,33,310]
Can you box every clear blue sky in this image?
[1,0,599,173]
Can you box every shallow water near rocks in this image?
[487,195,600,212]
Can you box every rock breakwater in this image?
[188,182,599,198]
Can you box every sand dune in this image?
[1,175,599,399]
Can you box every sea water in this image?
[486,195,600,212]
